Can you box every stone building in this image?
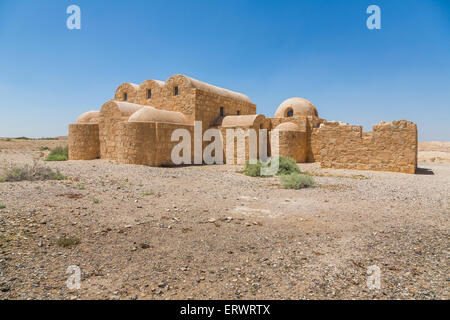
[69,74,418,173]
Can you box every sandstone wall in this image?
[117,122,194,166]
[219,127,267,165]
[68,124,100,160]
[309,127,321,162]
[117,122,158,166]
[272,130,307,163]
[319,120,418,173]
[99,102,143,160]
[195,90,256,129]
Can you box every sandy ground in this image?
[0,139,449,300]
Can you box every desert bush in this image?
[39,146,49,151]
[0,205,5,209]
[244,160,265,177]
[280,173,315,189]
[0,162,66,182]
[273,156,301,176]
[245,156,300,177]
[56,236,80,248]
[45,146,68,161]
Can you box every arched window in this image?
[123,93,128,101]
[147,89,152,99]
[174,86,179,96]
[286,108,293,117]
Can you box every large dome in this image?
[274,97,318,118]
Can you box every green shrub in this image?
[274,156,301,176]
[39,146,49,151]
[0,162,66,182]
[0,205,6,209]
[280,173,315,189]
[244,160,264,177]
[245,156,300,177]
[45,146,68,161]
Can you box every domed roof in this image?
[128,106,187,124]
[274,97,318,118]
[76,111,100,124]
[274,122,300,131]
[166,75,253,104]
[221,114,265,127]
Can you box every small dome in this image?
[274,97,318,118]
[221,114,265,128]
[274,122,300,131]
[128,106,187,124]
[76,111,100,124]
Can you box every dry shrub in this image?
[0,162,66,182]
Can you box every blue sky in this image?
[0,0,449,140]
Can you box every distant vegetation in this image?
[2,137,59,141]
[45,146,69,161]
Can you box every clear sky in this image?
[0,0,449,140]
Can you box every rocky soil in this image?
[0,139,448,300]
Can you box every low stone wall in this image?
[117,122,194,166]
[68,124,100,160]
[319,120,418,173]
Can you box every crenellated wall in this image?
[319,120,418,173]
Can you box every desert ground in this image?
[0,138,448,300]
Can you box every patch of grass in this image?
[142,190,154,196]
[0,162,66,182]
[280,173,315,189]
[45,146,68,161]
[77,184,86,190]
[93,199,100,204]
[39,146,49,151]
[56,236,80,248]
[318,183,352,191]
[0,205,6,209]
[303,171,369,180]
